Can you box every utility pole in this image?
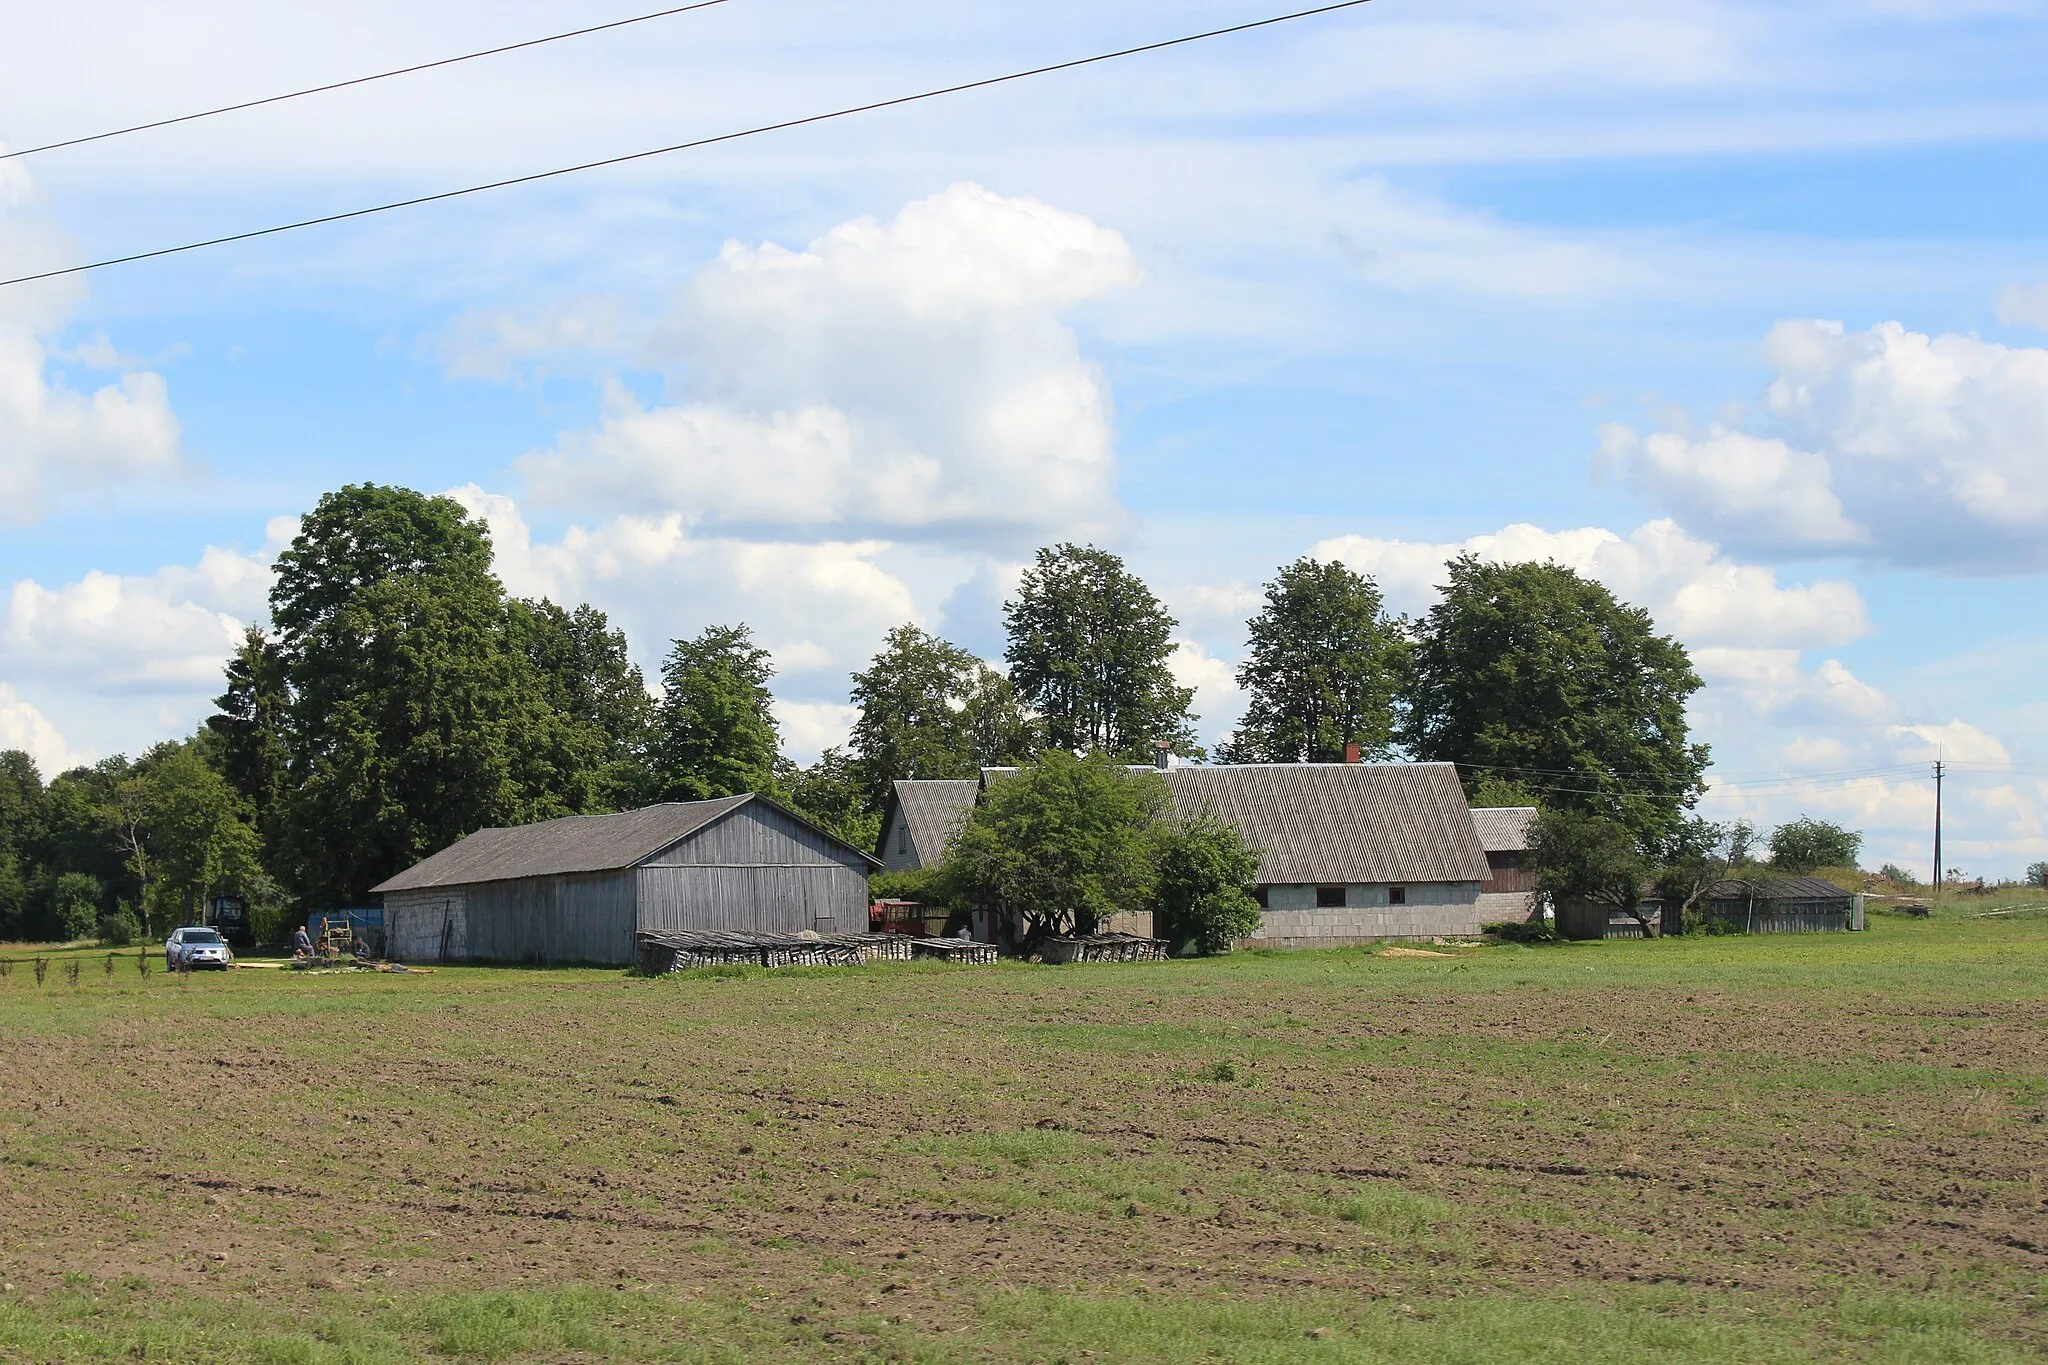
[1932,759,1944,902]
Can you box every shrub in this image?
[1152,812,1264,955]
[52,872,104,942]
[1484,920,1555,944]
[97,911,141,947]
[2027,861,2048,890]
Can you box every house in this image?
[1471,806,1540,924]
[944,759,1493,946]
[1159,763,1492,946]
[876,779,979,873]
[372,794,880,965]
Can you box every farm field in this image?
[1,911,2045,1362]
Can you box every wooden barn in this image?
[1556,875,1865,939]
[1471,806,1540,924]
[372,794,880,966]
[876,779,979,873]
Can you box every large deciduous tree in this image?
[268,484,544,904]
[847,624,1037,808]
[939,750,1167,941]
[509,598,653,810]
[1529,807,1658,937]
[648,624,781,803]
[1003,544,1195,759]
[1402,555,1708,846]
[1221,557,1408,764]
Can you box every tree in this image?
[1152,812,1264,954]
[135,742,263,932]
[1529,807,1658,937]
[783,747,881,854]
[1768,817,1861,873]
[51,871,103,942]
[648,625,781,803]
[1653,816,1731,933]
[1403,556,1709,847]
[206,628,290,851]
[0,750,46,940]
[1468,774,1542,810]
[509,598,653,810]
[938,750,1167,941]
[267,484,545,904]
[2028,861,2048,890]
[1004,544,1195,759]
[847,625,1036,810]
[1221,558,1408,764]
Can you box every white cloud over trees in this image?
[1606,320,2048,569]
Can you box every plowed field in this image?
[2,913,2044,1361]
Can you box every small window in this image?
[1388,886,1407,905]
[1315,886,1345,908]
[895,823,908,855]
[1252,886,1269,909]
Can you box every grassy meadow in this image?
[1,902,2044,1362]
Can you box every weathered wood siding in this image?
[879,805,918,873]
[634,802,871,937]
[642,802,870,872]
[385,888,468,963]
[635,864,869,936]
[458,871,638,964]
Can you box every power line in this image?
[0,1,734,163]
[0,0,1376,291]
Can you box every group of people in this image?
[290,923,376,962]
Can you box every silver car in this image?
[166,927,232,971]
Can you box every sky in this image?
[1,0,2045,879]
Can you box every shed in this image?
[876,779,979,873]
[1692,876,1864,934]
[371,794,880,965]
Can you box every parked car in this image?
[166,927,233,971]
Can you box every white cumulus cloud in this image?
[512,183,1138,547]
[1608,319,2048,568]
[0,683,89,774]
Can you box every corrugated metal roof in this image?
[1700,876,1853,903]
[886,779,979,866]
[1158,763,1490,885]
[1471,806,1539,853]
[372,794,883,893]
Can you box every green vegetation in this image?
[1404,555,1709,845]
[1,915,2043,1361]
[1219,556,1409,764]
[1003,541,1197,760]
[1151,810,1265,953]
[1769,816,1865,874]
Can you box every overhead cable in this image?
[0,1,733,162]
[0,0,1376,290]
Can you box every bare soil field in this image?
[1,910,2044,1361]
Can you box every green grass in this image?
[2,913,2046,1360]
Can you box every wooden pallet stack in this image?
[1039,932,1170,965]
[909,938,998,965]
[636,930,929,973]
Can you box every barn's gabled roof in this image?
[372,793,877,894]
[1471,806,1539,853]
[879,779,979,866]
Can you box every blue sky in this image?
[2,0,2045,877]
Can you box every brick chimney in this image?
[1343,741,1361,765]
[1152,740,1175,771]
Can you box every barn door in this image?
[807,870,837,936]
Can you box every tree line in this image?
[3,481,1729,942]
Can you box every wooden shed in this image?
[371,794,880,966]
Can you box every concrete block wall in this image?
[1247,881,1486,947]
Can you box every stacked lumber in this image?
[1040,933,1169,965]
[636,930,922,973]
[909,938,998,965]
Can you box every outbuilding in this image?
[1471,805,1540,924]
[876,779,979,873]
[372,794,880,965]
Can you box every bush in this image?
[52,872,104,942]
[1483,920,1555,943]
[97,911,141,947]
[2027,861,2048,890]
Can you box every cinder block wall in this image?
[1246,881,1486,947]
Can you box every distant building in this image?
[1556,875,1865,939]
[372,795,880,965]
[876,779,979,873]
[893,760,1496,946]
[1471,806,1541,925]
